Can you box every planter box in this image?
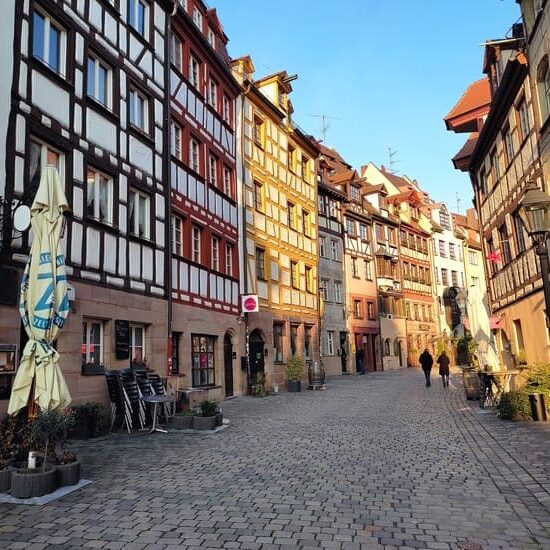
[287,380,301,393]
[193,416,216,431]
[0,466,11,493]
[55,461,81,487]
[462,368,480,400]
[172,415,195,430]
[214,413,223,427]
[9,464,57,498]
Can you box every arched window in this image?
[537,56,550,123]
[439,205,451,230]
[384,338,391,356]
[393,338,400,356]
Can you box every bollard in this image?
[528,393,548,421]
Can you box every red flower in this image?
[488,251,501,263]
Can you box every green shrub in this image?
[285,355,305,382]
[498,390,532,421]
[523,364,550,407]
[200,399,218,417]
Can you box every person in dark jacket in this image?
[419,348,433,387]
[437,350,451,387]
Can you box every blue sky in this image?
[214,0,521,213]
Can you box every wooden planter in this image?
[193,416,216,431]
[55,461,81,487]
[287,380,301,393]
[9,464,57,498]
[171,415,195,430]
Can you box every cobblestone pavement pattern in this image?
[1,367,550,550]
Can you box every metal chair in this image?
[105,370,133,434]
[120,370,146,429]
[148,373,172,421]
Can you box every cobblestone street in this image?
[1,367,550,549]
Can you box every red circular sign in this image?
[244,296,257,310]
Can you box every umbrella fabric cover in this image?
[8,167,71,415]
[466,284,500,370]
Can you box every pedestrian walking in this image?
[437,350,450,387]
[419,348,433,387]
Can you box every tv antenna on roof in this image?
[308,113,339,142]
[388,147,400,174]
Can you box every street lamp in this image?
[519,183,550,326]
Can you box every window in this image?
[438,240,446,257]
[86,168,112,223]
[128,188,150,238]
[353,299,362,319]
[449,243,457,260]
[364,260,372,280]
[172,215,183,255]
[451,270,459,287]
[189,54,200,89]
[253,115,264,146]
[327,331,334,356]
[490,147,500,183]
[303,210,311,237]
[537,57,550,123]
[191,334,215,387]
[305,266,314,293]
[334,281,342,303]
[346,218,355,236]
[517,98,530,142]
[171,332,181,375]
[304,325,313,360]
[273,323,284,363]
[359,224,367,241]
[82,320,104,368]
[222,95,231,124]
[287,202,296,230]
[208,79,218,109]
[225,244,233,276]
[350,185,360,202]
[288,143,296,172]
[32,9,65,75]
[87,55,112,109]
[192,7,203,30]
[367,302,375,320]
[479,169,488,197]
[290,324,298,356]
[223,166,232,196]
[29,139,64,193]
[291,261,300,289]
[375,224,384,242]
[171,122,182,160]
[468,250,478,265]
[384,339,391,356]
[513,319,525,352]
[254,181,264,212]
[319,237,326,258]
[502,125,514,165]
[472,276,480,287]
[351,257,359,278]
[330,240,339,261]
[256,248,266,280]
[439,206,450,229]
[301,155,310,181]
[189,137,200,173]
[128,0,149,38]
[211,236,219,271]
[130,324,146,366]
[170,33,183,71]
[400,230,407,247]
[192,225,201,263]
[499,224,511,265]
[513,212,526,254]
[320,279,329,301]
[129,88,149,132]
[441,268,449,286]
[207,27,216,49]
[209,154,218,186]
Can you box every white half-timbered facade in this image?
[0,0,172,411]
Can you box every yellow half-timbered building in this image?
[232,56,320,390]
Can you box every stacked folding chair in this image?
[105,370,133,434]
[149,373,173,422]
[120,369,146,429]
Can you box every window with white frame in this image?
[225,243,233,276]
[301,155,310,182]
[208,79,218,109]
[189,54,200,89]
[86,168,113,223]
[439,205,451,229]
[223,166,231,196]
[87,55,112,109]
[319,236,326,258]
[353,299,362,318]
[128,88,149,132]
[211,236,220,271]
[330,240,339,261]
[256,247,266,280]
[191,334,215,387]
[170,33,183,72]
[449,242,457,260]
[359,223,367,241]
[191,225,201,263]
[334,281,342,303]
[172,215,183,256]
[468,251,478,265]
[222,94,231,124]
[192,7,203,30]
[346,218,355,236]
[32,8,66,75]
[350,185,360,202]
[82,320,104,367]
[438,240,446,257]
[305,266,314,293]
[130,324,146,366]
[128,188,150,238]
[364,259,372,280]
[320,279,329,301]
[29,139,64,194]
[209,154,217,186]
[351,257,359,278]
[207,27,216,49]
[517,98,530,142]
[128,0,149,39]
[171,121,182,160]
[537,57,550,123]
[303,210,311,237]
[327,331,334,356]
[291,261,299,289]
[189,136,200,173]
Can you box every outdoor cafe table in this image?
[141,394,172,434]
[479,369,521,409]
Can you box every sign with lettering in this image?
[115,320,130,359]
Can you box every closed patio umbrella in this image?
[466,284,500,370]
[8,166,71,415]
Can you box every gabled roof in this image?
[452,133,479,171]
[329,168,357,185]
[444,79,491,133]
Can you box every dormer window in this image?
[207,27,216,49]
[192,7,202,30]
[350,185,360,203]
[278,89,285,108]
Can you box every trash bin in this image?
[308,361,325,390]
[462,367,480,400]
[528,393,548,421]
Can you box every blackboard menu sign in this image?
[115,320,130,360]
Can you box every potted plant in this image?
[193,399,217,430]
[0,413,31,494]
[285,355,305,392]
[171,409,197,430]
